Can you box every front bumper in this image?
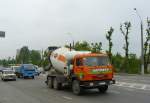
[80,79,115,88]
[24,74,34,77]
[3,76,16,80]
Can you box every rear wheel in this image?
[98,85,108,93]
[72,80,82,95]
[17,74,20,78]
[2,78,6,81]
[53,77,62,90]
[48,77,53,89]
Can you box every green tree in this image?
[74,41,91,51]
[17,46,30,64]
[112,53,124,72]
[41,50,52,71]
[144,18,150,73]
[128,54,140,74]
[106,27,114,62]
[120,21,131,72]
[120,22,131,59]
[30,50,41,65]
[91,42,102,53]
[0,59,8,67]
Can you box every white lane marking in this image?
[115,81,125,86]
[124,88,134,91]
[129,84,134,88]
[114,82,150,91]
[109,90,120,94]
[62,96,72,100]
[141,85,146,89]
[141,86,150,90]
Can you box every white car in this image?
[1,70,16,81]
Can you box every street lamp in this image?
[134,8,144,75]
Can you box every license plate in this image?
[8,78,13,79]
[99,82,106,85]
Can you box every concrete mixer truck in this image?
[45,47,115,95]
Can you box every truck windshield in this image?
[83,56,109,66]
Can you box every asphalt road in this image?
[0,74,150,103]
[116,74,150,84]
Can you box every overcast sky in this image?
[0,0,150,59]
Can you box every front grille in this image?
[5,76,15,78]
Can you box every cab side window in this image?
[76,58,83,66]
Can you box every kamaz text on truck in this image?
[45,47,115,95]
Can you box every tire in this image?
[14,79,16,81]
[48,77,53,89]
[72,80,82,95]
[32,76,35,79]
[17,74,20,78]
[98,85,108,93]
[53,77,62,90]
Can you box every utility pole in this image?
[134,8,144,74]
[0,31,5,60]
[67,32,75,49]
[140,21,145,74]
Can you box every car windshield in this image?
[14,67,19,69]
[4,71,14,74]
[77,56,109,66]
[24,65,35,70]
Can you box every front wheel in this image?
[98,85,108,93]
[72,80,82,95]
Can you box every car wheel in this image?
[32,76,34,79]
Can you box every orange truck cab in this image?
[70,53,115,90]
